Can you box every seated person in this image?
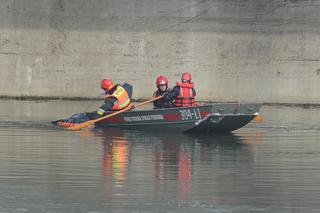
[153,75,174,109]
[162,72,196,107]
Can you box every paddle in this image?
[67,95,164,131]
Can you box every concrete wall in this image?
[0,0,320,104]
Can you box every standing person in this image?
[153,75,174,109]
[162,72,196,107]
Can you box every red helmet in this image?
[181,72,192,82]
[156,75,168,86]
[101,79,114,91]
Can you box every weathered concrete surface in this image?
[0,0,320,104]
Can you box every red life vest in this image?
[175,82,195,107]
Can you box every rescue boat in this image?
[91,103,262,133]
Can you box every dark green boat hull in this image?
[95,103,262,133]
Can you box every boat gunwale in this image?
[122,103,262,114]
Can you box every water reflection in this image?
[2,101,320,212]
[93,128,262,204]
[102,128,129,188]
[153,135,192,203]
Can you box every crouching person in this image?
[54,79,133,127]
[87,79,133,120]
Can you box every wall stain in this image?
[2,39,10,46]
[57,0,66,12]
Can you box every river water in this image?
[0,100,320,213]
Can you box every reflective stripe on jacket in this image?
[106,85,132,110]
[175,82,195,107]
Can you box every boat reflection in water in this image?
[92,128,262,204]
[101,129,130,189]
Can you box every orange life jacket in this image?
[106,85,132,110]
[175,82,195,107]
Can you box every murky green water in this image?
[0,100,320,212]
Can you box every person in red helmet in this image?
[84,79,133,120]
[54,79,133,126]
[93,79,133,117]
[153,75,174,109]
[162,72,196,107]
